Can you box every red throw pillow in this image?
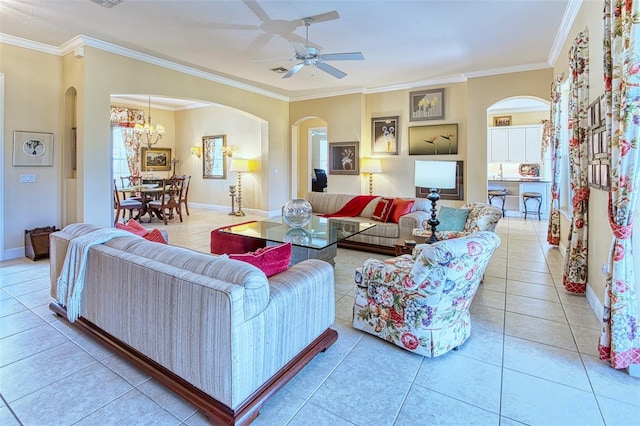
[371,197,394,222]
[115,219,149,237]
[143,228,167,244]
[229,243,292,277]
[389,199,415,223]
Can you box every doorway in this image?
[310,127,327,192]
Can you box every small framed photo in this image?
[494,116,512,127]
[141,147,172,171]
[410,88,445,121]
[13,131,54,166]
[371,116,399,155]
[329,142,359,175]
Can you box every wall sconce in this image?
[222,146,233,157]
[191,146,202,158]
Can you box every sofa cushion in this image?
[437,207,470,231]
[389,199,415,223]
[230,243,292,277]
[371,198,394,222]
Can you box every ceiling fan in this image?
[282,16,364,79]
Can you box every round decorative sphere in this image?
[283,198,313,228]
[283,228,313,245]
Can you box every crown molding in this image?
[548,0,583,66]
[464,62,552,79]
[0,34,60,55]
[0,33,290,103]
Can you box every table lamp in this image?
[414,160,457,243]
[229,158,250,216]
[360,158,382,195]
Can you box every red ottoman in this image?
[210,221,266,255]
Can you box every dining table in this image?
[120,184,164,223]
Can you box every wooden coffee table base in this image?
[393,235,428,256]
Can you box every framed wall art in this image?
[13,131,54,166]
[203,134,227,179]
[141,147,172,172]
[371,116,399,155]
[408,123,458,155]
[329,142,359,175]
[409,88,445,122]
[415,160,464,200]
[493,115,512,127]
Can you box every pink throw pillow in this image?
[143,228,167,244]
[389,199,415,223]
[229,243,292,277]
[115,219,149,237]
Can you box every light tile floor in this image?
[1,208,639,425]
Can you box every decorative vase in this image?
[283,198,313,228]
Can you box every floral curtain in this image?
[547,75,564,245]
[563,29,590,294]
[110,107,144,177]
[598,0,640,370]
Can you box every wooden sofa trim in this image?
[49,302,338,425]
[337,239,396,256]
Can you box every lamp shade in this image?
[229,158,250,172]
[360,158,382,174]
[414,160,456,189]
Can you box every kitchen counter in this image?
[486,179,550,217]
[489,177,551,183]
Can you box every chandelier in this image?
[134,96,165,149]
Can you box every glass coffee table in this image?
[221,216,376,266]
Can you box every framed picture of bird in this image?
[408,123,458,155]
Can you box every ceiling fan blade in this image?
[282,63,304,79]
[315,61,347,79]
[319,52,364,61]
[243,0,272,23]
[290,42,309,57]
[303,11,339,24]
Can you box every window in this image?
[111,126,130,186]
[559,79,573,215]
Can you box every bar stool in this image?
[488,186,507,217]
[522,192,543,220]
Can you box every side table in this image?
[393,235,428,256]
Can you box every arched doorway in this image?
[486,96,550,216]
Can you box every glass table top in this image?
[221,216,376,250]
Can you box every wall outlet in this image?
[20,174,36,183]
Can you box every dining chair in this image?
[148,177,184,225]
[178,175,191,215]
[120,175,143,202]
[113,179,143,225]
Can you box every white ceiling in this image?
[0,0,573,107]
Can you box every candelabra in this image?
[229,159,249,217]
[228,185,237,216]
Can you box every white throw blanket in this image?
[56,228,133,322]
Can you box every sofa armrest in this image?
[399,211,430,234]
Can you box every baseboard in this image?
[189,202,274,217]
[585,281,604,327]
[1,246,26,261]
[558,241,567,258]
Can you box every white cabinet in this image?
[488,125,542,163]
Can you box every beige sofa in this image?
[304,192,431,254]
[49,223,337,425]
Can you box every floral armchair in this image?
[353,231,501,357]
[412,202,502,241]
